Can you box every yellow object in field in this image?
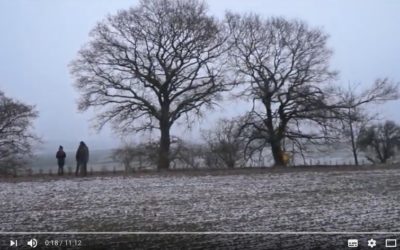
[282,152,291,165]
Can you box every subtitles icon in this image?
[27,238,38,248]
[386,239,397,248]
[348,239,358,248]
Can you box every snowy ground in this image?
[1,168,400,249]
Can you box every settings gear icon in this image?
[368,238,377,248]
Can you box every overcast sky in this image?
[0,0,399,152]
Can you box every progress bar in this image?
[2,232,400,235]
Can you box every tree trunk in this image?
[263,96,286,167]
[351,146,359,166]
[349,119,359,166]
[158,113,171,170]
[158,127,170,170]
[271,140,286,167]
[227,157,235,169]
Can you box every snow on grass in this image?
[1,169,400,233]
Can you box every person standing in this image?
[56,146,66,176]
[75,141,89,176]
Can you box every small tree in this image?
[0,90,39,175]
[170,138,204,169]
[112,141,158,171]
[203,118,245,168]
[338,79,399,165]
[357,120,400,164]
[70,0,227,170]
[112,143,137,172]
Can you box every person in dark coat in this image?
[75,141,89,176]
[56,146,66,176]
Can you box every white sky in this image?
[0,0,399,152]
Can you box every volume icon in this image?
[27,238,38,248]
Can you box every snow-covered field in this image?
[1,168,400,249]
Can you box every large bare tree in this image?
[226,14,337,166]
[70,0,227,170]
[0,90,39,175]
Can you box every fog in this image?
[0,0,399,153]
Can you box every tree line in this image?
[69,0,399,170]
[1,0,399,173]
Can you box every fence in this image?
[3,155,400,178]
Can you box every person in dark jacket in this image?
[75,141,89,176]
[56,146,66,176]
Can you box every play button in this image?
[10,240,18,247]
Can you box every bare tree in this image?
[337,79,399,165]
[203,118,246,168]
[170,138,204,169]
[112,141,159,172]
[226,14,337,166]
[339,106,371,166]
[70,0,227,170]
[0,90,39,175]
[357,120,400,164]
[112,142,138,173]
